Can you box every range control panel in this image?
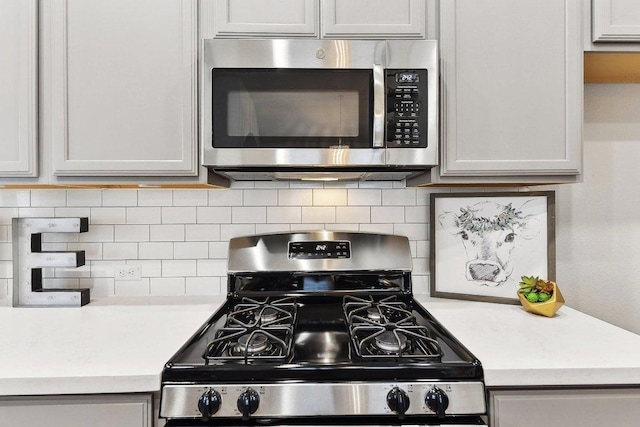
[386,69,428,148]
[288,241,351,259]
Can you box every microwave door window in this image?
[212,69,372,149]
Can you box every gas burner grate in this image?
[343,295,443,360]
[203,297,297,364]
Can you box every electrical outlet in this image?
[115,264,142,281]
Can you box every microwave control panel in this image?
[385,70,428,148]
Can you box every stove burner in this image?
[366,308,382,322]
[260,307,279,323]
[235,333,270,355]
[374,331,407,353]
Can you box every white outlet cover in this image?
[114,264,142,281]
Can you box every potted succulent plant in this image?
[517,275,565,317]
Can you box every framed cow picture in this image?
[430,191,555,304]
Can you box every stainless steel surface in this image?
[226,231,412,274]
[12,217,90,307]
[201,39,438,181]
[160,381,486,419]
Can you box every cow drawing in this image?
[439,200,540,287]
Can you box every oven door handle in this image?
[372,63,385,148]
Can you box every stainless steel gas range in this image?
[160,231,486,426]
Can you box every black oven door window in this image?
[212,69,373,149]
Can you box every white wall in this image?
[555,83,640,334]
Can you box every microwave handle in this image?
[372,64,385,148]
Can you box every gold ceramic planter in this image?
[517,282,565,317]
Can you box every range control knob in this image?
[386,387,410,418]
[425,386,449,419]
[197,388,222,421]
[237,387,260,420]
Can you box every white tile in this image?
[208,242,229,259]
[301,207,335,223]
[196,206,232,224]
[290,181,322,189]
[256,224,290,234]
[174,242,209,259]
[185,224,220,241]
[68,242,102,260]
[229,181,254,189]
[126,207,161,224]
[405,206,428,223]
[89,260,117,278]
[412,257,429,275]
[162,207,196,224]
[415,240,430,258]
[55,207,91,218]
[0,279,7,298]
[186,277,223,295]
[90,207,126,224]
[102,190,138,207]
[0,208,18,225]
[79,224,114,243]
[43,278,79,289]
[232,206,266,223]
[243,189,278,206]
[278,189,312,206]
[17,208,55,218]
[382,188,417,206]
[80,278,115,298]
[392,181,407,189]
[336,207,370,223]
[162,260,196,277]
[30,190,66,207]
[150,224,185,242]
[371,206,404,223]
[139,242,173,260]
[255,181,290,189]
[150,277,186,296]
[260,209,291,224]
[0,243,12,261]
[0,261,11,279]
[197,259,227,276]
[114,278,150,296]
[393,223,429,241]
[325,223,359,232]
[0,226,7,243]
[102,243,138,260]
[411,275,430,295]
[416,188,431,206]
[54,265,91,278]
[220,224,256,240]
[67,190,102,207]
[173,190,208,206]
[313,189,347,206]
[138,189,173,206]
[323,181,358,189]
[115,224,149,242]
[347,189,381,206]
[359,223,394,234]
[290,224,323,232]
[357,181,393,189]
[0,190,30,207]
[207,189,243,206]
[42,232,78,243]
[134,260,162,277]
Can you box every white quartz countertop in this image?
[1,295,640,396]
[0,296,224,396]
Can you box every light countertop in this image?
[1,295,639,396]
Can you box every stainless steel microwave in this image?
[202,39,438,182]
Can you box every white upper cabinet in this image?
[209,0,318,38]
[321,0,426,38]
[435,0,582,181]
[42,0,198,177]
[0,0,37,178]
[593,0,640,42]
[207,0,428,39]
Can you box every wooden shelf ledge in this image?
[585,52,640,83]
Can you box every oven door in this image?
[164,416,487,426]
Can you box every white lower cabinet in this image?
[489,388,640,427]
[0,394,152,427]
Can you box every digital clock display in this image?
[396,72,419,83]
[288,241,351,259]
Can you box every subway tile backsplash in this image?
[0,182,488,300]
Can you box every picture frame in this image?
[430,191,555,304]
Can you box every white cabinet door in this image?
[490,388,640,427]
[321,0,426,38]
[42,0,198,177]
[208,0,318,38]
[593,0,640,42]
[439,0,582,178]
[0,0,37,177]
[0,394,152,427]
